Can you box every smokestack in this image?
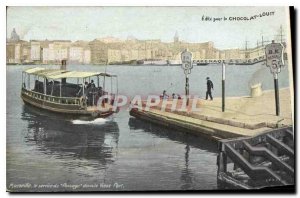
[61,60,67,70]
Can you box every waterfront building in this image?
[69,47,84,64]
[10,28,20,41]
[6,40,30,64]
[30,41,41,63]
[42,40,71,64]
[6,42,16,64]
[69,40,91,64]
[83,49,91,65]
[6,28,286,65]
[89,39,109,64]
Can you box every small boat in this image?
[21,67,119,119]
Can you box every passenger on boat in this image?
[84,81,88,89]
[98,86,103,96]
[92,80,95,88]
[172,93,182,99]
[161,90,169,99]
[87,84,98,106]
[89,80,96,89]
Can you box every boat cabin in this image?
[21,67,118,118]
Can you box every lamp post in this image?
[265,40,285,116]
[181,49,193,106]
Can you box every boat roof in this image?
[23,67,117,79]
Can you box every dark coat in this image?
[207,79,214,90]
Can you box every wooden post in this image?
[217,141,227,174]
[83,78,85,96]
[28,74,30,90]
[218,152,227,174]
[44,78,46,95]
[51,80,54,96]
[60,79,62,97]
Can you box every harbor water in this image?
[6,63,290,191]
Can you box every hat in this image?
[206,77,210,80]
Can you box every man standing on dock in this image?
[206,77,214,100]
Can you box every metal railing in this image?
[22,88,82,106]
[217,126,294,189]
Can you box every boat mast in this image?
[103,66,107,92]
[28,74,30,90]
[83,78,85,96]
[44,78,47,95]
[60,79,62,97]
[21,72,23,88]
[51,80,54,96]
[110,76,113,96]
[116,76,118,97]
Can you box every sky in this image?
[6,6,290,49]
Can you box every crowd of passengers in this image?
[33,79,105,106]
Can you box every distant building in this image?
[89,39,109,64]
[30,41,41,62]
[6,42,16,63]
[14,43,21,63]
[69,40,91,64]
[69,47,83,64]
[6,28,285,65]
[10,28,20,41]
[83,49,91,65]
[6,40,30,64]
[42,40,71,64]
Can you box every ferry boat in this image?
[21,67,118,119]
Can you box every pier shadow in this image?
[128,117,218,153]
[128,117,219,190]
[21,104,120,168]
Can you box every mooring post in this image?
[274,73,280,116]
[186,75,189,106]
[265,40,284,116]
[181,49,193,107]
[222,62,226,112]
[217,152,227,174]
[217,141,227,174]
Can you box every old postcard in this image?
[6,6,294,192]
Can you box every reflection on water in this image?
[128,117,218,152]
[21,105,120,168]
[181,144,192,190]
[128,117,218,190]
[7,65,220,191]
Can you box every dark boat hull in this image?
[21,91,114,119]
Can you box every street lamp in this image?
[181,49,193,106]
[265,40,285,116]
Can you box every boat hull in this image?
[21,91,114,119]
